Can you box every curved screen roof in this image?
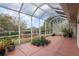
[0,3,67,20]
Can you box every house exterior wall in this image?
[61,3,78,47]
[77,9,79,48]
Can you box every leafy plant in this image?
[0,40,6,56]
[32,36,50,47]
[40,36,50,46]
[32,38,41,46]
[62,27,73,37]
[3,37,15,52]
[3,37,12,47]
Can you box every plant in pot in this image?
[7,41,15,52]
[31,38,41,46]
[4,37,15,52]
[0,40,6,56]
[51,33,56,36]
[68,28,73,37]
[32,36,50,47]
[40,36,50,46]
[62,27,73,38]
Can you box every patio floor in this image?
[6,36,79,56]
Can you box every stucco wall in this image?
[77,24,79,48]
[77,9,79,48]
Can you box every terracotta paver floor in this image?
[6,36,79,56]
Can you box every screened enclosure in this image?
[0,3,69,45]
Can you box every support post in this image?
[39,19,41,40]
[18,12,21,45]
[52,22,53,34]
[49,22,51,35]
[45,22,46,37]
[51,22,52,34]
[31,17,32,42]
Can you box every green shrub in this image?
[32,36,50,47]
[0,32,9,36]
[11,32,19,35]
[0,31,19,37]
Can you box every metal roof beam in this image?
[0,6,40,19]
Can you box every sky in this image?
[0,3,64,28]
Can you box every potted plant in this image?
[62,27,73,38]
[4,37,15,52]
[0,41,6,56]
[68,29,73,37]
[7,42,15,52]
[51,33,56,36]
[40,36,50,46]
[32,36,50,47]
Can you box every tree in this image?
[0,14,27,32]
